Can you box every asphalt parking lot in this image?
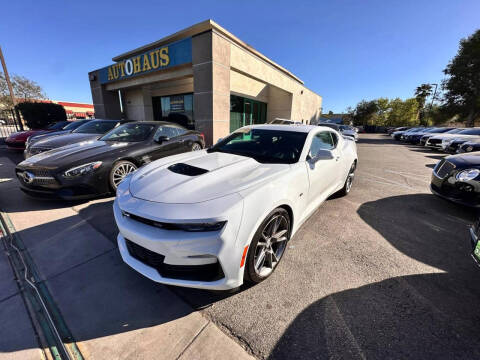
[1,133,480,359]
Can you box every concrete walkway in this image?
[0,149,253,360]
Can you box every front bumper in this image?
[113,193,245,290]
[5,139,25,150]
[15,167,110,200]
[430,181,480,208]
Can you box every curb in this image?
[0,211,84,360]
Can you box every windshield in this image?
[320,124,339,130]
[458,128,480,135]
[100,123,156,142]
[47,121,69,130]
[208,128,308,164]
[73,120,119,134]
[446,128,462,134]
[63,120,89,131]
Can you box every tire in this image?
[244,208,291,284]
[338,162,356,196]
[191,142,202,151]
[109,160,137,191]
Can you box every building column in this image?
[89,70,122,119]
[192,31,230,146]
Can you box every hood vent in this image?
[167,163,209,176]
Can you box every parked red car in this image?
[5,121,70,150]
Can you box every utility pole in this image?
[0,46,23,130]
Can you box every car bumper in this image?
[113,193,245,290]
[15,167,110,200]
[430,183,480,208]
[5,140,25,150]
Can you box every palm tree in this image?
[415,84,433,125]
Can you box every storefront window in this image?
[230,95,267,132]
[152,93,194,129]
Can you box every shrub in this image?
[15,102,66,129]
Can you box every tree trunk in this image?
[467,108,475,127]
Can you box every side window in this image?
[309,132,335,157]
[174,127,187,136]
[330,132,338,147]
[154,126,179,141]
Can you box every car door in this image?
[305,131,341,204]
[149,125,185,161]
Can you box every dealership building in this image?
[88,20,322,145]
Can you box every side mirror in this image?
[155,135,170,143]
[309,149,334,162]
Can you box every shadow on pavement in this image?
[270,194,480,359]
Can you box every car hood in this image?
[429,134,462,140]
[129,150,289,204]
[446,153,480,168]
[30,130,71,143]
[19,140,132,168]
[8,129,44,140]
[31,133,100,148]
[450,135,480,141]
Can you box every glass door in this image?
[243,100,252,126]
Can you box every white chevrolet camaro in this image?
[114,125,358,290]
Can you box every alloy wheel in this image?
[254,214,289,277]
[112,162,137,188]
[191,143,202,151]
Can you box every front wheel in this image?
[109,160,137,191]
[244,208,291,284]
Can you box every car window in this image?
[208,128,307,164]
[63,120,88,130]
[73,120,119,134]
[154,126,180,140]
[100,123,156,142]
[458,128,480,135]
[309,132,335,157]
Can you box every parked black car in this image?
[16,121,205,200]
[430,153,480,207]
[420,128,462,146]
[445,138,472,154]
[459,140,480,153]
[26,119,92,148]
[24,119,129,158]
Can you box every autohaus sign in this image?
[99,37,192,84]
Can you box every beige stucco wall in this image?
[226,32,322,125]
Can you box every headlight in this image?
[63,161,102,177]
[466,146,474,152]
[175,221,227,232]
[456,169,480,182]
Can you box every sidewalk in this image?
[0,149,253,360]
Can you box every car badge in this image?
[23,171,35,184]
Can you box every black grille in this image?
[125,239,224,282]
[435,160,455,179]
[428,138,442,145]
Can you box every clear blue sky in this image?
[1,0,479,113]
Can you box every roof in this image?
[245,124,320,133]
[111,19,303,84]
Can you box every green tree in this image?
[0,72,46,109]
[351,100,378,126]
[442,29,480,127]
[414,84,433,125]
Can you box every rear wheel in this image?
[109,160,137,191]
[244,208,291,284]
[338,162,356,196]
[191,142,202,151]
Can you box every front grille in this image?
[434,160,455,179]
[428,138,442,145]
[125,239,224,282]
[16,168,57,186]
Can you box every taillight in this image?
[200,133,205,142]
